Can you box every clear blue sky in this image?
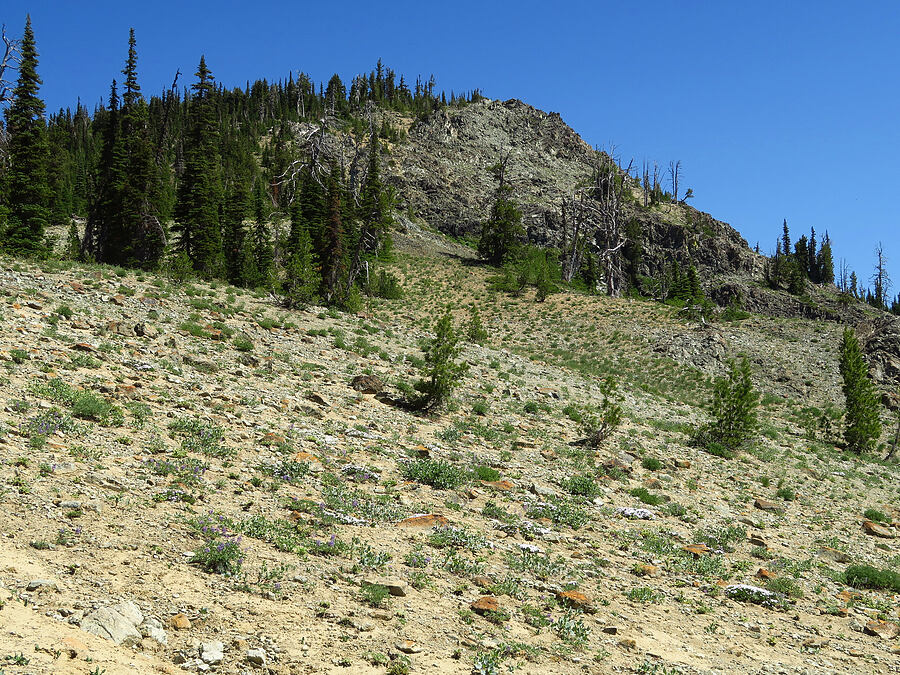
[5,0,899,294]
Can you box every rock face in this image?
[860,316,900,399]
[391,98,757,280]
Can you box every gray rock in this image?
[363,577,408,597]
[138,617,168,645]
[81,601,144,646]
[26,579,58,592]
[200,640,224,665]
[246,648,267,666]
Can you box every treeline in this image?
[0,18,480,306]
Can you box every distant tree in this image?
[3,16,49,255]
[250,178,274,288]
[222,180,250,286]
[283,199,319,307]
[478,154,523,265]
[871,242,890,310]
[818,233,835,285]
[781,219,791,260]
[839,328,882,454]
[174,56,222,276]
[320,162,346,302]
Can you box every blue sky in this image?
[5,0,899,293]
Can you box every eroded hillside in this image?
[1,234,899,675]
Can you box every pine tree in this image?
[411,307,468,411]
[704,356,759,452]
[839,329,882,454]
[3,16,49,255]
[174,56,222,276]
[478,157,523,265]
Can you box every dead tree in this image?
[668,160,681,202]
[0,24,21,165]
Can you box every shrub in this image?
[564,473,601,498]
[864,508,891,524]
[775,486,796,501]
[630,487,664,506]
[843,564,900,592]
[465,307,488,345]
[839,329,882,454]
[369,270,403,299]
[641,457,663,471]
[10,349,29,364]
[233,335,254,352]
[401,459,469,489]
[474,465,501,482]
[581,377,623,447]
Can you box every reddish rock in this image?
[674,459,691,469]
[556,589,596,613]
[69,282,86,293]
[643,478,663,489]
[473,576,492,589]
[59,636,90,658]
[864,620,900,639]
[169,613,191,630]
[261,432,285,446]
[480,480,514,491]
[862,520,895,538]
[396,514,450,528]
[755,568,777,580]
[682,543,710,557]
[470,596,500,615]
[72,343,96,352]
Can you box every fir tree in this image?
[818,233,835,285]
[174,56,222,276]
[320,163,346,302]
[3,16,49,255]
[250,178,274,288]
[478,157,523,265]
[839,328,882,454]
[222,180,250,286]
[283,200,320,307]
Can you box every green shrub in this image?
[843,565,900,591]
[581,377,622,447]
[401,459,469,489]
[864,508,891,524]
[775,486,796,501]
[641,457,662,471]
[10,349,29,364]
[465,307,488,345]
[471,400,489,416]
[369,270,403,299]
[839,329,882,454]
[630,487,664,506]
[564,473,600,498]
[233,335,254,352]
[473,465,501,482]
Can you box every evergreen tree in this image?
[839,328,882,454]
[250,178,274,288]
[818,233,835,285]
[3,16,49,255]
[704,356,759,452]
[174,56,222,276]
[781,219,791,261]
[283,200,320,307]
[808,227,818,283]
[320,162,346,302]
[411,307,468,411]
[478,157,523,265]
[222,179,250,286]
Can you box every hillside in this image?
[2,229,900,675]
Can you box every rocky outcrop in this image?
[390,98,758,281]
